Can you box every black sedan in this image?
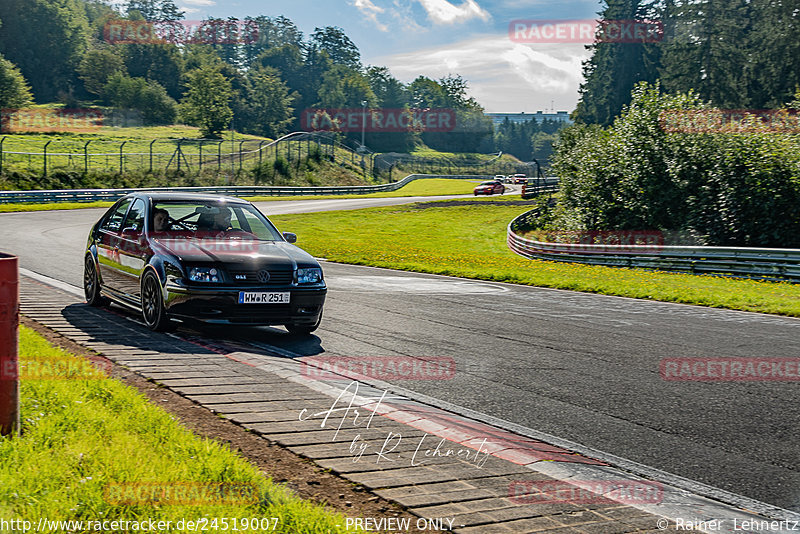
[83,192,326,334]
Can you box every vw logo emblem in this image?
[257,270,271,283]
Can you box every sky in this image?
[168,0,604,113]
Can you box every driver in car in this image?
[153,208,171,233]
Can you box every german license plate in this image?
[238,292,291,304]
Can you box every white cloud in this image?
[180,0,215,5]
[416,0,490,25]
[352,0,389,32]
[370,34,590,112]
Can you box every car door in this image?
[116,198,148,301]
[96,198,132,297]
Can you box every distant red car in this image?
[474,181,505,196]
[513,174,527,184]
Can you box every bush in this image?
[552,82,800,247]
[103,74,177,125]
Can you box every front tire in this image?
[84,255,108,307]
[141,270,174,332]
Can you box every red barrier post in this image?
[0,253,19,436]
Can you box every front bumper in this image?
[164,281,326,325]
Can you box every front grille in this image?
[228,269,293,285]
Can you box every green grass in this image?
[0,326,369,533]
[270,201,800,317]
[246,178,484,201]
[0,178,489,213]
[0,200,115,213]
[0,125,268,151]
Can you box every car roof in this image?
[123,191,251,204]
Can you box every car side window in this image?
[100,199,132,233]
[122,199,146,235]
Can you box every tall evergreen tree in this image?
[660,0,754,108]
[573,0,662,125]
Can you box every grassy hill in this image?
[0,123,525,191]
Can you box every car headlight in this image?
[296,267,323,284]
[188,267,222,283]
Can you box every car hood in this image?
[153,238,317,268]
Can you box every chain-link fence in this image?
[0,131,537,182]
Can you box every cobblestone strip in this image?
[19,275,676,533]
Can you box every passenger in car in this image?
[212,207,233,231]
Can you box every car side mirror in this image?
[283,232,297,243]
[122,227,140,238]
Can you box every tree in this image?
[311,27,361,69]
[0,54,33,108]
[179,65,233,138]
[240,67,294,138]
[408,76,449,109]
[366,66,408,108]
[103,73,176,124]
[124,0,183,21]
[242,15,303,67]
[0,0,90,102]
[573,0,662,126]
[78,48,126,96]
[553,82,800,246]
[659,0,754,108]
[316,65,376,108]
[123,42,185,100]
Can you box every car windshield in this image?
[151,201,282,241]
[480,181,495,185]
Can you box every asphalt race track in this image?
[1,196,798,513]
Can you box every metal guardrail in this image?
[0,174,493,204]
[507,205,800,283]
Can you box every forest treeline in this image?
[575,0,800,126]
[0,0,503,153]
